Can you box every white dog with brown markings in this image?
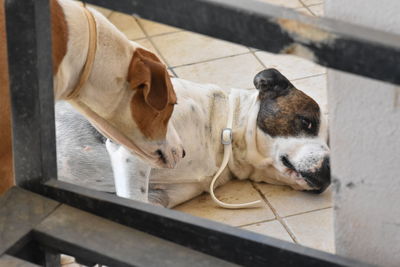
[0,0,185,192]
[57,68,330,208]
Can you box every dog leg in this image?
[106,139,151,202]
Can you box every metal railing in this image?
[4,0,394,265]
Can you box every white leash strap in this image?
[209,91,262,209]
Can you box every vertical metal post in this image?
[43,248,61,267]
[5,0,57,188]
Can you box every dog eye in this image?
[301,118,312,130]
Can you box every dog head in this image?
[74,47,185,169]
[252,68,330,193]
[122,47,185,168]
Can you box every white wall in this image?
[325,1,400,266]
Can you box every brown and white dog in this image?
[0,0,185,193]
[56,68,331,207]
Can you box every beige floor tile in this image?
[62,263,81,267]
[309,4,324,16]
[254,183,332,217]
[284,208,335,253]
[152,31,249,67]
[255,51,326,80]
[296,7,313,16]
[174,54,264,89]
[135,39,174,76]
[136,39,164,63]
[138,18,180,36]
[108,12,146,40]
[301,0,323,6]
[256,0,303,8]
[174,180,275,227]
[242,220,293,242]
[87,4,113,18]
[61,255,75,265]
[292,74,328,113]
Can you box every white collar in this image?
[209,89,262,209]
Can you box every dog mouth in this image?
[281,156,320,190]
[156,149,168,165]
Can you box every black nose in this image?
[182,149,186,158]
[301,156,331,194]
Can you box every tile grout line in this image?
[134,17,177,75]
[238,218,277,228]
[290,72,327,82]
[307,3,324,7]
[251,182,299,244]
[306,4,322,17]
[106,11,114,19]
[282,206,332,219]
[170,51,253,69]
[249,50,268,69]
[251,50,326,82]
[298,0,308,8]
[298,0,317,17]
[140,29,183,39]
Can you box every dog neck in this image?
[54,1,135,119]
[228,89,273,180]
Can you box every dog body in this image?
[57,70,331,208]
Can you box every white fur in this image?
[107,78,330,207]
[106,139,151,202]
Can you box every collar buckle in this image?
[221,128,233,145]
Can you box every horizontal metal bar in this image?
[0,255,40,267]
[35,179,364,267]
[86,0,400,85]
[5,0,57,187]
[0,187,59,255]
[33,204,235,267]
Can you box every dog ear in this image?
[254,68,293,98]
[128,48,176,111]
[128,48,176,140]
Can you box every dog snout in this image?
[155,145,185,169]
[301,156,331,194]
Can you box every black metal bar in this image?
[0,255,40,267]
[33,204,235,267]
[86,0,400,86]
[5,0,57,188]
[42,248,60,267]
[2,0,391,266]
[9,239,48,266]
[37,180,364,267]
[0,187,59,255]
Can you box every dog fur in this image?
[57,69,330,208]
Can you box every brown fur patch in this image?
[50,0,68,74]
[129,48,177,140]
[0,0,14,194]
[258,88,320,137]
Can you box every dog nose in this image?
[182,149,186,158]
[301,156,331,194]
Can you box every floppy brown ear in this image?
[128,48,176,111]
[128,48,177,140]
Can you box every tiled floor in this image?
[64,1,331,265]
